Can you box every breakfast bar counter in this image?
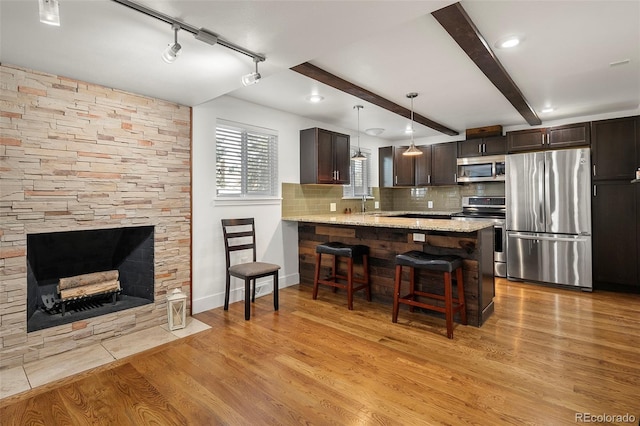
[283,213,496,326]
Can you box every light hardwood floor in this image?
[1,279,639,425]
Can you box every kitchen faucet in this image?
[361,195,366,213]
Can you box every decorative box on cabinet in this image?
[300,128,350,184]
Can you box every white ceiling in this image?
[2,0,639,141]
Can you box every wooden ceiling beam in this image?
[290,62,459,136]
[432,2,541,126]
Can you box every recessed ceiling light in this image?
[494,35,523,49]
[609,59,630,67]
[365,128,385,136]
[541,107,555,113]
[305,94,324,103]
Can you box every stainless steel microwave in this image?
[456,155,506,183]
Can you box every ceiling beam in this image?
[431,2,541,126]
[290,62,459,136]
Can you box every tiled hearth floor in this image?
[0,318,211,400]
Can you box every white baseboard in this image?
[192,272,299,314]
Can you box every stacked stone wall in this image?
[0,65,191,368]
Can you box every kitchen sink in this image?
[392,214,451,219]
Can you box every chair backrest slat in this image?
[227,243,254,252]
[221,218,257,268]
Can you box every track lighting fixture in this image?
[352,105,366,161]
[403,92,423,156]
[161,24,182,64]
[112,0,266,78]
[38,0,60,26]
[241,57,262,86]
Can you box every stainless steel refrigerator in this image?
[506,148,592,290]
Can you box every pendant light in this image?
[352,105,366,161]
[403,92,423,156]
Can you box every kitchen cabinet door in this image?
[333,132,350,184]
[394,146,416,186]
[431,142,457,185]
[592,116,639,181]
[592,181,639,289]
[457,139,485,157]
[378,146,394,188]
[507,128,546,153]
[547,122,590,149]
[414,145,433,186]
[482,136,507,155]
[315,129,335,183]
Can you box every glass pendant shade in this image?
[352,149,367,160]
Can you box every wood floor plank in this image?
[2,279,639,425]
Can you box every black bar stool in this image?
[313,242,371,310]
[392,250,466,339]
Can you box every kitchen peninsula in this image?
[283,213,495,326]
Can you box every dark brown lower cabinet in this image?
[592,181,640,291]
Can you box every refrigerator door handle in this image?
[509,232,590,243]
[539,153,547,229]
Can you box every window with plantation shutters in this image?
[216,120,278,197]
[343,148,372,198]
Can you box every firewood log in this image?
[58,270,119,291]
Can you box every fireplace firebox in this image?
[27,226,155,332]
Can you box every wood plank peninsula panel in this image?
[285,215,495,326]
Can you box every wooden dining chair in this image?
[221,218,280,320]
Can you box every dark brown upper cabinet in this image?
[507,122,590,153]
[379,142,456,187]
[300,128,350,185]
[431,142,458,185]
[457,136,506,158]
[591,116,640,181]
[379,146,413,187]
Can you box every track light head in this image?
[241,57,263,86]
[241,72,261,86]
[162,24,182,64]
[162,43,182,63]
[39,0,60,26]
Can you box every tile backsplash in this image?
[281,183,380,216]
[282,182,504,216]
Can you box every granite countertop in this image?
[282,212,493,233]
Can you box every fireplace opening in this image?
[27,226,154,332]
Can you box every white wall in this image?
[191,95,384,313]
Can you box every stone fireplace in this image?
[26,226,155,332]
[0,64,192,368]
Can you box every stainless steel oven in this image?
[451,196,506,277]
